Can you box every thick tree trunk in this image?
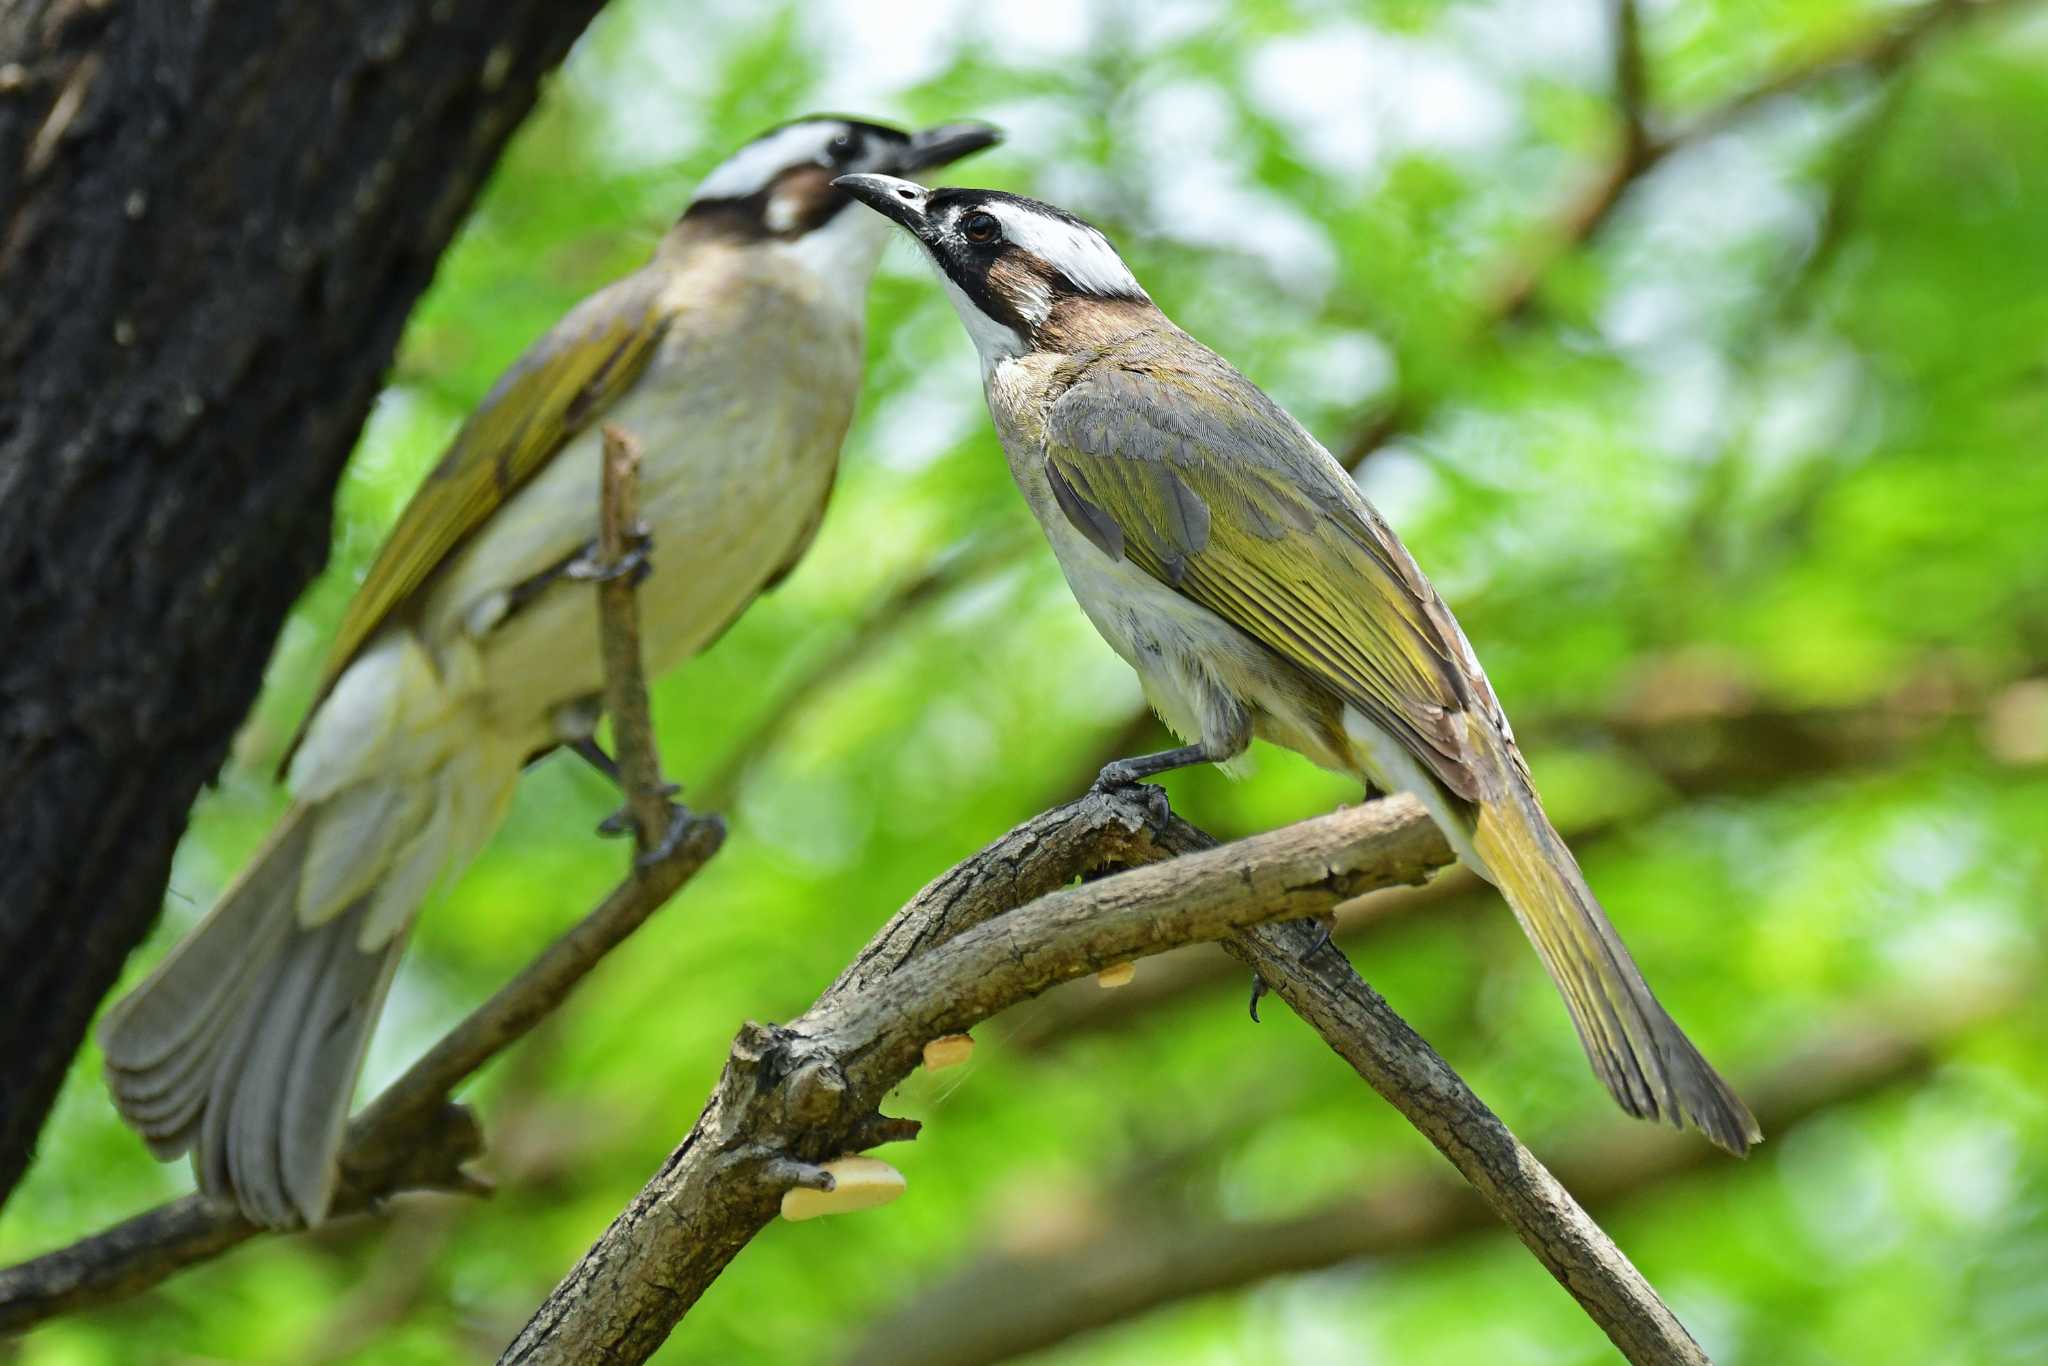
[0,0,610,1209]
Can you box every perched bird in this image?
[836,175,1760,1154]
[99,117,1000,1227]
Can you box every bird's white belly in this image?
[419,347,855,757]
[1011,455,1248,749]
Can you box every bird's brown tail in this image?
[1470,776,1760,1155]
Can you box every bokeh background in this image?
[8,0,2047,1361]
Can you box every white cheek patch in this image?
[764,191,802,234]
[990,206,1146,300]
[695,123,833,201]
[1007,272,1051,326]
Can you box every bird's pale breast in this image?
[420,249,865,758]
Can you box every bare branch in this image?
[845,981,2021,1366]
[500,792,1460,1363]
[1232,920,1709,1364]
[591,424,673,853]
[1094,816,1710,1364]
[0,424,725,1331]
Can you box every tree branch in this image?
[1124,819,1710,1364]
[0,425,724,1332]
[501,779,1726,1364]
[845,980,2021,1366]
[590,424,676,854]
[1238,921,1709,1362]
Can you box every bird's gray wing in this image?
[1041,349,1491,800]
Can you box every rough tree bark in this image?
[0,0,612,1210]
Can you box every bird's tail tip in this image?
[1471,788,1760,1156]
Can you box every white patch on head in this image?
[695,122,839,201]
[983,203,1146,301]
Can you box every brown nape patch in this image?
[986,252,1055,335]
[1036,293,1164,353]
[673,164,848,245]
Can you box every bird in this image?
[97,117,1001,1227]
[834,173,1760,1155]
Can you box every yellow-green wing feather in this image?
[1041,342,1492,800]
[287,269,673,762]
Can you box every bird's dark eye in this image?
[826,132,861,166]
[960,211,1001,245]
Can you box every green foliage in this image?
[9,1,2047,1361]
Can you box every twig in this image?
[1233,920,1709,1364]
[591,424,673,851]
[844,980,2023,1366]
[1116,816,1708,1364]
[0,424,725,1332]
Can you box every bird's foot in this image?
[633,802,697,869]
[1246,916,1340,1024]
[1090,757,1148,793]
[595,785,684,838]
[567,522,655,586]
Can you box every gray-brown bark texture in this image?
[0,0,610,1209]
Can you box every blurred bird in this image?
[99,117,1000,1227]
[836,175,1759,1154]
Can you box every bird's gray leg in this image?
[572,737,624,785]
[1092,742,1215,791]
[573,738,685,842]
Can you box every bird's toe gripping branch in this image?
[567,519,656,587]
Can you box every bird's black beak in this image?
[899,121,1001,172]
[834,173,934,240]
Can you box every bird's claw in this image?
[1090,759,1143,793]
[1246,919,1338,1024]
[567,524,655,586]
[1089,768,1171,825]
[634,803,696,870]
[595,785,683,838]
